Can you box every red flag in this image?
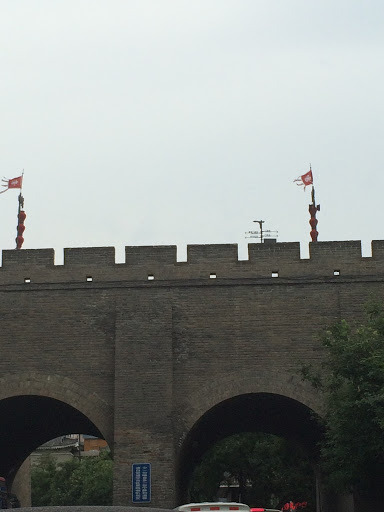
[294,170,313,190]
[8,176,23,188]
[0,175,23,194]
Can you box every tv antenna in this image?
[245,220,278,243]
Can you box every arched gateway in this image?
[1,240,384,512]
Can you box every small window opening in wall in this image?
[148,274,155,280]
[334,270,340,276]
[24,277,31,283]
[272,271,279,278]
[210,273,217,279]
[86,276,93,282]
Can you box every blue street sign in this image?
[132,463,151,503]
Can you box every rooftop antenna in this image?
[245,220,278,243]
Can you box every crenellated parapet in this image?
[1,240,384,285]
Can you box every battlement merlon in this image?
[1,241,384,283]
[187,244,238,263]
[248,242,301,263]
[371,240,384,259]
[309,241,362,262]
[1,249,55,268]
[125,246,177,265]
[65,247,115,266]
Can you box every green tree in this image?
[301,301,384,495]
[31,450,113,506]
[30,453,58,507]
[189,432,315,510]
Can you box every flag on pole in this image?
[0,175,23,194]
[294,170,313,190]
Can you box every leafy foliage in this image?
[189,432,315,510]
[31,450,113,506]
[301,301,384,493]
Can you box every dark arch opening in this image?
[0,395,104,485]
[176,392,323,504]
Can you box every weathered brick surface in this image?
[1,241,384,510]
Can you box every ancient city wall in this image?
[2,240,384,511]
[1,241,384,285]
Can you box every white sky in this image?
[1,0,383,263]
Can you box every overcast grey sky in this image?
[1,0,383,263]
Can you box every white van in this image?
[175,503,251,512]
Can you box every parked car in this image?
[175,502,251,512]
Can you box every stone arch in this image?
[174,369,323,504]
[0,371,113,447]
[0,372,114,505]
[175,368,323,446]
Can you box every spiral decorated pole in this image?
[309,186,320,242]
[15,192,26,250]
[16,209,26,249]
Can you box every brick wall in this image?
[1,241,384,509]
